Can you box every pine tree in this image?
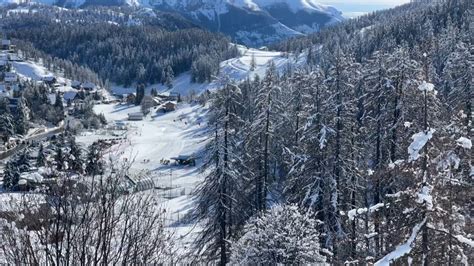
[3,161,20,189]
[231,205,326,264]
[194,83,245,265]
[135,84,145,106]
[165,65,174,90]
[0,113,15,142]
[36,143,46,167]
[16,95,30,135]
[55,146,66,171]
[68,137,83,173]
[249,53,256,71]
[85,142,103,176]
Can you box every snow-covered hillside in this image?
[112,45,306,96]
[0,0,343,46]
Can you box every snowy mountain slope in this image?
[0,0,343,46]
[86,102,209,254]
[148,0,343,46]
[111,45,306,97]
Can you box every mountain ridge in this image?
[0,0,343,46]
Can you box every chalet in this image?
[4,72,18,84]
[163,101,177,112]
[1,39,12,50]
[71,80,82,89]
[109,120,127,130]
[42,76,57,86]
[171,155,196,166]
[126,93,136,104]
[128,112,144,121]
[82,82,97,91]
[0,83,19,98]
[63,91,78,102]
[169,92,180,102]
[8,54,22,62]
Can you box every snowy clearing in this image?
[111,45,306,97]
[77,102,210,249]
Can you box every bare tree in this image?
[0,163,175,265]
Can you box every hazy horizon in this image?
[320,0,411,17]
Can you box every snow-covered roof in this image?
[0,60,7,66]
[71,80,81,87]
[64,91,78,101]
[4,72,18,82]
[1,39,11,46]
[128,112,143,117]
[456,137,472,149]
[42,75,56,82]
[82,82,96,89]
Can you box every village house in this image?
[163,101,177,112]
[42,76,57,86]
[125,93,136,104]
[3,72,18,84]
[82,82,97,91]
[71,80,82,89]
[128,112,144,121]
[1,39,13,51]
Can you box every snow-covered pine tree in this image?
[68,136,83,173]
[250,61,284,212]
[36,143,46,167]
[0,112,15,142]
[3,160,20,189]
[15,95,30,135]
[230,204,326,265]
[194,82,245,265]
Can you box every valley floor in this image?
[77,102,210,254]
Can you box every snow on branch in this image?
[347,203,385,221]
[408,129,435,162]
[375,218,427,266]
[456,137,472,149]
[418,81,435,92]
[455,235,474,248]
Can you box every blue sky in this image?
[320,0,411,17]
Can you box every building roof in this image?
[64,91,78,101]
[128,112,143,117]
[42,76,56,82]
[82,82,96,89]
[171,155,195,161]
[1,40,11,46]
[4,72,17,82]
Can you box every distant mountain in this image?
[142,0,344,46]
[0,0,343,46]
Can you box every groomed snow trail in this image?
[85,103,210,253]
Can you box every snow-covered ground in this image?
[11,59,79,93]
[112,45,306,96]
[77,102,209,250]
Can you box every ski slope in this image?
[112,45,305,96]
[80,102,210,251]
